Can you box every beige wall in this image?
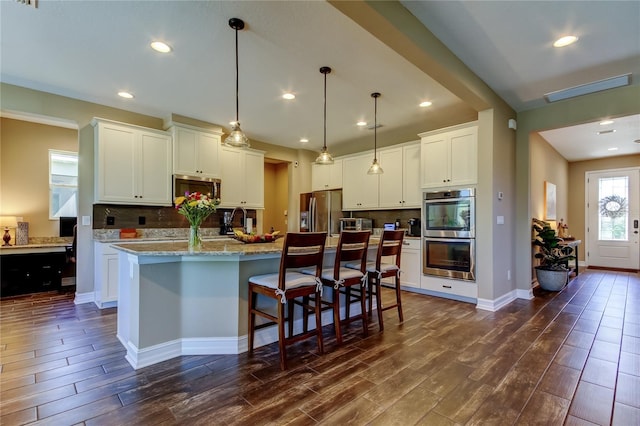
[0,118,78,237]
[263,162,288,233]
[568,154,640,261]
[530,132,569,227]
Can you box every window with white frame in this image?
[49,150,78,219]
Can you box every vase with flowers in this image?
[174,192,220,252]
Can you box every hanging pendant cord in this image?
[374,95,378,160]
[323,72,327,150]
[235,27,239,123]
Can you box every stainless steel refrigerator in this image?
[300,190,342,235]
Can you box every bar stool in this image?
[302,230,370,344]
[247,232,327,370]
[347,230,404,331]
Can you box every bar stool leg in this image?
[287,299,295,338]
[360,280,369,337]
[248,289,256,353]
[314,290,324,355]
[395,275,403,323]
[277,301,287,371]
[332,286,343,344]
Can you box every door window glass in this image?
[598,176,628,241]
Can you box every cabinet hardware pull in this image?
[443,285,452,288]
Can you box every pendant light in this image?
[224,18,250,148]
[367,92,384,174]
[315,66,334,165]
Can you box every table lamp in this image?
[1,216,18,246]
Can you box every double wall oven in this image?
[423,188,475,281]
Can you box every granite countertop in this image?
[112,238,285,256]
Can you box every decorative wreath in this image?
[599,194,627,218]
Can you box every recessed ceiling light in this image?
[598,129,616,135]
[118,91,134,99]
[599,120,614,126]
[553,35,578,48]
[419,101,432,107]
[607,147,619,151]
[150,41,172,53]
[282,93,295,100]
[300,138,308,143]
[357,121,367,127]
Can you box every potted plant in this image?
[532,218,575,291]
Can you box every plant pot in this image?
[535,267,569,291]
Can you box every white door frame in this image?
[585,166,640,270]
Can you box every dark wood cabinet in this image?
[1,252,66,297]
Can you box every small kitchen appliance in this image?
[339,218,373,232]
[408,218,421,237]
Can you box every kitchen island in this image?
[112,237,346,369]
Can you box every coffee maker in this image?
[220,212,233,235]
[408,218,421,237]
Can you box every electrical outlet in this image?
[107,216,115,226]
[138,216,146,225]
[507,270,511,280]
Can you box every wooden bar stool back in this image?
[304,230,370,345]
[363,230,405,331]
[247,232,327,370]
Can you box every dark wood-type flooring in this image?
[1,269,639,425]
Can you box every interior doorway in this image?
[586,167,640,270]
[263,159,289,234]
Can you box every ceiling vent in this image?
[544,74,631,103]
[15,0,37,8]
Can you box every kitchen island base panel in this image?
[116,250,368,370]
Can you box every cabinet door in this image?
[311,163,330,191]
[96,123,137,203]
[220,146,244,207]
[243,150,264,208]
[343,154,378,210]
[402,144,421,207]
[173,127,198,175]
[420,136,449,188]
[329,159,343,190]
[449,127,477,186]
[400,245,421,288]
[378,147,404,208]
[138,131,172,205]
[197,132,221,178]
[104,255,119,302]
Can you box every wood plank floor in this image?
[1,269,639,425]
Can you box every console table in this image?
[559,239,581,276]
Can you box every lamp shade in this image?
[0,216,18,229]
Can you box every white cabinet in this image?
[342,153,379,210]
[400,238,421,288]
[311,159,343,191]
[171,125,221,178]
[93,119,172,206]
[94,242,118,308]
[420,125,477,189]
[219,146,264,208]
[378,143,421,208]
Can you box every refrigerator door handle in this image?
[309,197,315,232]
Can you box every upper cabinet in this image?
[420,124,477,189]
[219,146,264,209]
[378,143,421,208]
[170,125,222,178]
[311,159,343,191]
[343,153,379,210]
[93,118,172,206]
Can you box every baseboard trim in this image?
[74,292,94,305]
[123,301,366,370]
[476,290,518,312]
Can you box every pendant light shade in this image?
[315,66,334,165]
[367,92,384,175]
[224,18,250,148]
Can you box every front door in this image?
[586,168,640,270]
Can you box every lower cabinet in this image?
[400,239,421,288]
[419,275,477,301]
[94,242,119,308]
[1,252,65,297]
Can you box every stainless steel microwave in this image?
[173,175,221,200]
[339,218,373,232]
